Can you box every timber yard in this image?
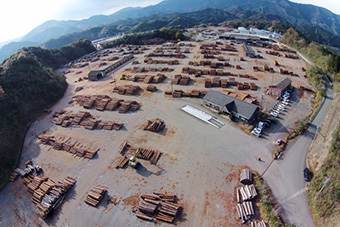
[0,27,315,226]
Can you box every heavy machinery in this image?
[128,149,140,169]
[120,73,126,80]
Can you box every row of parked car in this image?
[251,117,277,137]
[252,91,291,137]
[270,91,290,118]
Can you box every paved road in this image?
[263,75,333,227]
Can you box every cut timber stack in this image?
[146,85,157,92]
[115,156,129,169]
[150,150,161,165]
[34,176,76,219]
[119,142,162,165]
[38,135,99,159]
[51,110,124,130]
[143,118,166,132]
[240,169,253,184]
[238,184,257,201]
[251,220,269,227]
[84,186,107,207]
[236,201,255,223]
[137,192,182,224]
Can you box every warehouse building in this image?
[203,90,260,123]
[88,70,105,81]
[268,78,292,97]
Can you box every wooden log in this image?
[136,213,154,222]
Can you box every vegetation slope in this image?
[0,39,95,189]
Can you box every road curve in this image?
[263,75,333,227]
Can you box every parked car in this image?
[304,168,312,182]
[271,112,278,117]
[257,122,267,130]
[252,130,261,137]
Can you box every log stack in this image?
[236,201,255,223]
[238,184,257,201]
[137,192,182,224]
[115,155,129,169]
[143,118,166,132]
[118,142,162,165]
[38,135,99,159]
[251,220,269,227]
[240,169,253,184]
[33,176,76,219]
[84,186,107,207]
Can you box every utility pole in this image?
[314,176,331,202]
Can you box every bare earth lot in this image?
[0,38,314,226]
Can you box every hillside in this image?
[43,8,287,49]
[2,0,340,61]
[0,39,96,188]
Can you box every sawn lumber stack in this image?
[143,118,166,132]
[136,191,182,224]
[84,186,107,207]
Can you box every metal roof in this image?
[203,90,260,120]
[276,78,292,91]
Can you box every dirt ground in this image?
[0,35,314,226]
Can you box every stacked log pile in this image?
[114,155,129,169]
[145,52,185,58]
[52,110,124,130]
[165,89,206,98]
[137,192,182,223]
[144,58,179,65]
[22,174,76,219]
[235,168,262,224]
[130,66,174,73]
[38,134,99,159]
[143,118,165,132]
[146,85,157,92]
[119,142,162,165]
[112,85,141,96]
[240,169,253,184]
[73,95,140,111]
[251,220,269,227]
[172,75,190,86]
[118,100,140,113]
[84,186,107,207]
[236,201,255,223]
[237,185,258,202]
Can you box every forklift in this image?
[128,149,140,169]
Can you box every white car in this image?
[282,101,289,105]
[252,130,261,137]
[271,112,278,117]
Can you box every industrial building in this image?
[203,90,260,123]
[268,78,292,97]
[88,54,134,81]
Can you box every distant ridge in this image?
[2,0,340,62]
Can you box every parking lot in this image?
[0,35,314,226]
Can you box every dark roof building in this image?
[203,90,260,123]
[243,43,256,58]
[88,70,105,81]
[269,77,292,96]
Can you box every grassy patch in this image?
[253,172,285,227]
[307,124,340,226]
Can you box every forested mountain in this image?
[0,39,95,188]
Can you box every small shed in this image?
[88,70,105,81]
[240,169,253,185]
[269,77,292,96]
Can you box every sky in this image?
[0,0,339,43]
